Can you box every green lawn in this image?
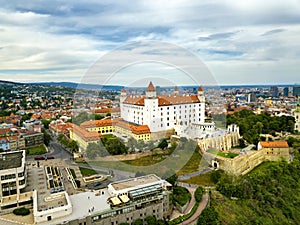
[123,150,172,167]
[181,171,216,186]
[207,149,239,158]
[26,145,47,156]
[79,167,98,177]
[70,168,77,179]
[177,150,202,176]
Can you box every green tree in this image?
[42,128,52,146]
[158,139,168,150]
[86,143,99,159]
[166,173,178,187]
[127,138,137,152]
[195,187,204,202]
[133,219,143,225]
[197,206,219,225]
[145,215,157,225]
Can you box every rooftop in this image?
[260,141,289,148]
[111,174,161,191]
[124,94,200,106]
[0,151,23,170]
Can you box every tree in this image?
[41,119,52,129]
[68,140,79,152]
[158,139,168,150]
[86,143,99,159]
[166,173,178,187]
[42,128,52,146]
[197,206,219,225]
[133,219,143,225]
[127,138,137,152]
[145,216,157,225]
[195,187,204,202]
[238,139,246,148]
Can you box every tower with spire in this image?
[120,87,127,104]
[174,86,179,95]
[146,81,157,98]
[197,86,205,102]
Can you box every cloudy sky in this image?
[0,0,300,86]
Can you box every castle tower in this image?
[197,86,205,102]
[146,81,157,98]
[120,87,127,103]
[174,86,179,95]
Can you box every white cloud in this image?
[0,0,299,84]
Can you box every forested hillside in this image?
[211,147,300,224]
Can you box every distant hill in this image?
[0,79,297,91]
[35,82,122,91]
[0,80,22,85]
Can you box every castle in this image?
[120,82,213,137]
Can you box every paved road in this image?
[177,167,213,181]
[76,163,135,181]
[179,193,209,225]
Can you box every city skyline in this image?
[0,1,300,85]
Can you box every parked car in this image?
[46,156,55,159]
[34,156,45,160]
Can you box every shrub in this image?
[13,207,30,216]
[195,187,204,202]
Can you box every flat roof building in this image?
[0,150,31,210]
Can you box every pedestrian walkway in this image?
[177,167,212,181]
[179,194,209,225]
[170,183,210,225]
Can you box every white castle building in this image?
[120,82,212,137]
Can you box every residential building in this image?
[0,150,32,210]
[0,137,10,151]
[23,119,42,133]
[293,86,300,97]
[22,132,44,148]
[6,136,25,151]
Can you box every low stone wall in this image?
[175,201,190,214]
[202,146,290,176]
[91,149,168,162]
[151,129,175,141]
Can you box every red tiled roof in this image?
[94,108,120,114]
[146,81,155,91]
[71,123,100,142]
[115,120,150,135]
[198,86,204,91]
[123,94,200,106]
[81,119,113,128]
[260,141,289,148]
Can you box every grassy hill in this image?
[210,150,300,224]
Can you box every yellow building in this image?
[69,124,100,151]
[81,119,116,134]
[114,120,151,141]
[7,136,25,150]
[80,118,151,141]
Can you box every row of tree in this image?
[57,134,79,152]
[227,109,295,145]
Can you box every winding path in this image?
[179,193,209,225]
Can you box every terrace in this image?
[0,151,23,170]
